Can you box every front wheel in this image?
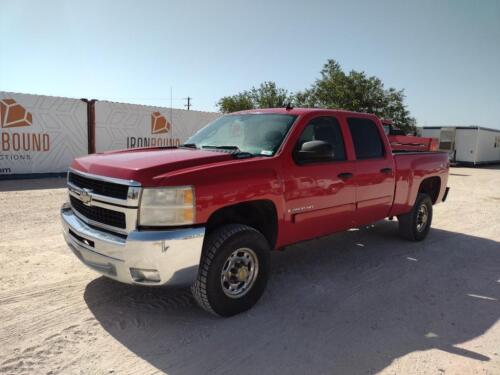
[191,224,270,317]
[397,193,433,241]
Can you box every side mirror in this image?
[296,140,334,163]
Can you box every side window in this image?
[347,118,385,159]
[294,116,346,162]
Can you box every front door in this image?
[282,115,357,244]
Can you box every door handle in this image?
[380,168,393,174]
[337,172,353,180]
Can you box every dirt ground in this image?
[0,166,499,375]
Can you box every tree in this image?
[217,93,254,113]
[293,59,416,133]
[216,60,416,133]
[249,81,290,109]
[217,81,291,113]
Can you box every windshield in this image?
[185,114,297,156]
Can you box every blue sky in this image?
[1,0,499,128]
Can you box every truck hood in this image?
[71,148,233,185]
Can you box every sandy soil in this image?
[0,167,499,375]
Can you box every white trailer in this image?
[422,126,500,165]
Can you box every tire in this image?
[191,224,270,317]
[398,193,433,241]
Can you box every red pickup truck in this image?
[61,108,450,316]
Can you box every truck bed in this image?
[389,151,449,217]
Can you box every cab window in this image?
[294,116,346,162]
[347,117,385,159]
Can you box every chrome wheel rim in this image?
[416,204,429,232]
[220,248,259,299]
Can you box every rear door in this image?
[282,115,357,243]
[346,117,396,226]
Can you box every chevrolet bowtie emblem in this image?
[80,188,93,206]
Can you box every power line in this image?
[98,96,186,101]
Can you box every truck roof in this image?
[232,107,378,117]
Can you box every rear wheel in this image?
[191,224,270,317]
[398,193,433,241]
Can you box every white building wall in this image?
[0,91,88,175]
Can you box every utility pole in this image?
[170,87,173,127]
[185,97,192,110]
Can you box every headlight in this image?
[139,186,195,226]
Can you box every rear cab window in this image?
[347,117,385,159]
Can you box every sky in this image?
[1,0,499,128]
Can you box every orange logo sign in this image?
[0,99,33,128]
[151,112,171,134]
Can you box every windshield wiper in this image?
[202,145,240,151]
[180,143,197,149]
[202,145,256,159]
[233,152,255,159]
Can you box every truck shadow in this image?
[84,222,500,374]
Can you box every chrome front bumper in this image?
[61,204,205,286]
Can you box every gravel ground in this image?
[0,166,499,375]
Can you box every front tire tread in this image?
[191,224,265,316]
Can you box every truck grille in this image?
[68,172,129,200]
[70,196,126,229]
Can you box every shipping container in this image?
[0,92,220,178]
[0,91,88,176]
[94,101,219,153]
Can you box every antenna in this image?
[185,97,192,110]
